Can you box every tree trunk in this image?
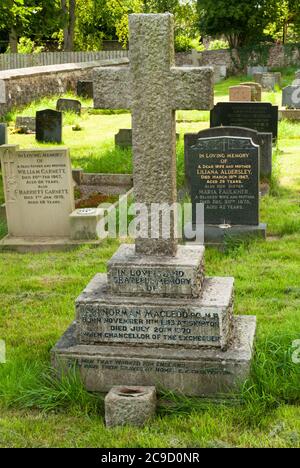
[62,0,76,51]
[9,27,18,53]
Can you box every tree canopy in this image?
[0,0,299,53]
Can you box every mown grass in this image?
[0,72,299,447]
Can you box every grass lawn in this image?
[0,71,299,448]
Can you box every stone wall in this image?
[180,44,300,74]
[0,58,129,117]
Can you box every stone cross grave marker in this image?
[53,14,256,397]
[94,13,214,256]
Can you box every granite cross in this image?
[93,13,214,256]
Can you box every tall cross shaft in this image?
[93,14,214,256]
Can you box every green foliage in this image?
[197,0,278,48]
[174,34,192,52]
[208,39,229,50]
[17,37,44,54]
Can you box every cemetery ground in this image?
[0,70,299,448]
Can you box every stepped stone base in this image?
[51,315,256,397]
[76,273,234,350]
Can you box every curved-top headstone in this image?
[185,135,260,226]
[36,109,62,144]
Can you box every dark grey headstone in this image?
[185,135,260,226]
[115,129,132,148]
[36,109,62,144]
[282,85,300,109]
[77,81,93,99]
[210,102,278,140]
[56,98,81,115]
[0,123,7,145]
[185,126,272,180]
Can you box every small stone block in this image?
[107,244,205,298]
[105,386,157,427]
[70,208,103,240]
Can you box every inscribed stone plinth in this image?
[52,14,256,397]
[0,145,74,238]
[229,86,252,102]
[36,109,62,144]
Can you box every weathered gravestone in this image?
[77,81,94,99]
[254,72,282,91]
[229,85,252,102]
[57,98,81,115]
[52,13,256,397]
[0,123,7,145]
[241,82,262,102]
[184,135,267,245]
[282,86,300,109]
[210,102,278,140]
[247,65,268,77]
[15,116,36,133]
[115,129,133,148]
[185,126,272,180]
[36,109,62,144]
[0,146,75,250]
